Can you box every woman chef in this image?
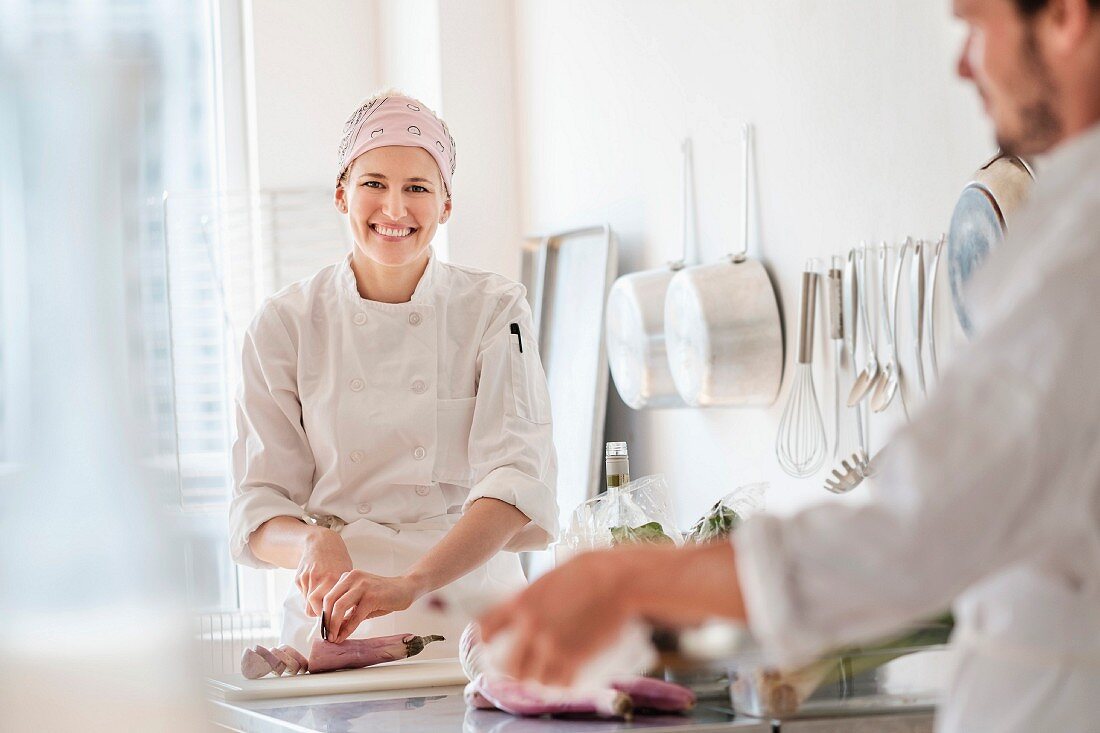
[228,91,558,658]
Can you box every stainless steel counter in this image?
[210,685,934,733]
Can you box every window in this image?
[150,0,354,622]
[0,0,242,631]
[1,0,354,631]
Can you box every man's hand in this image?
[478,548,644,686]
[479,541,748,686]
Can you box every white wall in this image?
[244,1,998,528]
[248,1,378,190]
[510,0,993,524]
[437,0,524,279]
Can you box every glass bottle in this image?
[605,441,630,490]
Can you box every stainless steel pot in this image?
[605,139,697,409]
[663,124,784,407]
[947,152,1034,335]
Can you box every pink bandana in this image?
[336,95,456,196]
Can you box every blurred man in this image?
[481,1,1100,730]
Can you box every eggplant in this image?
[459,621,486,680]
[463,680,497,710]
[252,644,286,676]
[469,674,632,719]
[610,677,695,712]
[240,647,273,680]
[308,634,445,673]
[269,647,300,676]
[278,644,309,673]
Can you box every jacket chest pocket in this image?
[435,397,476,485]
[508,325,552,425]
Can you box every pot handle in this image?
[729,123,752,264]
[673,138,695,269]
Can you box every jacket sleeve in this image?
[463,285,559,552]
[732,271,1095,668]
[228,303,316,569]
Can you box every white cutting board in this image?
[207,658,468,701]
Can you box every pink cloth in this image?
[337,94,456,195]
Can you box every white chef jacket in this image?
[228,250,558,655]
[735,123,1100,732]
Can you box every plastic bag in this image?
[560,475,683,555]
[685,482,767,544]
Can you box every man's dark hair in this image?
[1015,0,1099,14]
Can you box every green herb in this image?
[686,502,743,544]
[609,521,675,545]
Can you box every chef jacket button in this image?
[353,312,367,326]
[411,379,427,394]
[413,446,427,460]
[409,312,422,326]
[349,450,364,463]
[356,502,371,515]
[349,378,365,392]
[415,485,430,496]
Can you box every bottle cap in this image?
[605,441,628,457]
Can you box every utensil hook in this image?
[730,123,752,264]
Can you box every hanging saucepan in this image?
[664,124,784,407]
[947,151,1034,336]
[604,139,698,409]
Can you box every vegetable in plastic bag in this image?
[609,521,675,546]
[686,482,767,544]
[560,475,682,555]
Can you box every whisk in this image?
[776,263,827,477]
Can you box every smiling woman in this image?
[228,89,559,659]
[338,146,452,298]
[334,91,455,298]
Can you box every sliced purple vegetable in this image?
[252,644,286,676]
[611,677,696,712]
[278,644,309,674]
[240,648,273,680]
[270,647,300,676]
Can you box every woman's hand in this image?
[296,528,353,618]
[323,572,425,643]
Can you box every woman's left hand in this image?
[322,571,426,643]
